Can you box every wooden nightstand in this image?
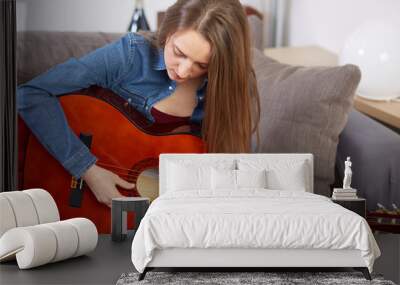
[331,198,366,218]
[264,46,400,131]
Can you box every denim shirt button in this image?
[145,106,149,110]
[199,96,204,101]
[124,98,132,108]
[168,86,173,90]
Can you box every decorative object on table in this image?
[111,197,150,242]
[0,189,98,269]
[332,188,358,200]
[377,203,391,214]
[127,0,150,32]
[343,156,353,189]
[339,19,400,101]
[331,198,366,218]
[392,203,400,214]
[367,203,400,234]
[332,157,358,200]
[116,271,395,285]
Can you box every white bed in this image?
[131,154,380,280]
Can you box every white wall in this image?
[17,0,268,32]
[287,0,400,54]
[16,0,135,32]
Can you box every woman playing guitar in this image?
[17,0,261,232]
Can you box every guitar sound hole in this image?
[136,168,159,202]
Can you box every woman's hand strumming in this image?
[82,164,135,208]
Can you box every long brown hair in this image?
[142,0,260,153]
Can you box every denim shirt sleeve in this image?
[17,33,136,179]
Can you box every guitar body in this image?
[21,86,205,233]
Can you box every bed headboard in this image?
[159,153,314,195]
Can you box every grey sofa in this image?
[16,30,400,211]
[337,110,400,210]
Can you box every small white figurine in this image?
[343,156,353,189]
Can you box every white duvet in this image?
[131,189,380,273]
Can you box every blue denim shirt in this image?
[17,32,207,179]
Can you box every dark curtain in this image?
[0,0,17,192]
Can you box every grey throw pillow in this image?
[251,48,361,197]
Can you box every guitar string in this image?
[97,161,157,174]
[75,162,158,180]
[96,169,140,178]
[79,170,144,181]
[94,171,141,180]
[96,162,142,172]
[94,167,150,179]
[93,162,157,181]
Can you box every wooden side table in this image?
[264,46,400,131]
[331,198,366,218]
[353,97,400,131]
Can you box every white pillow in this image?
[237,159,308,191]
[167,162,211,191]
[211,168,267,190]
[166,158,236,170]
[266,164,306,191]
[236,169,267,188]
[211,168,236,190]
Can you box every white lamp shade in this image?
[339,20,400,100]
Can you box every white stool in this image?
[0,189,98,269]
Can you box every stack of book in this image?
[332,188,358,200]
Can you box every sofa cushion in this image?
[251,49,361,197]
[17,31,124,85]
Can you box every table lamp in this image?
[339,19,400,101]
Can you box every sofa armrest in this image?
[336,109,400,211]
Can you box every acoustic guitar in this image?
[19,86,205,233]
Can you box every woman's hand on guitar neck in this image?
[81,164,135,208]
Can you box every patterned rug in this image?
[116,271,396,285]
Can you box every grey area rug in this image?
[116,271,396,285]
